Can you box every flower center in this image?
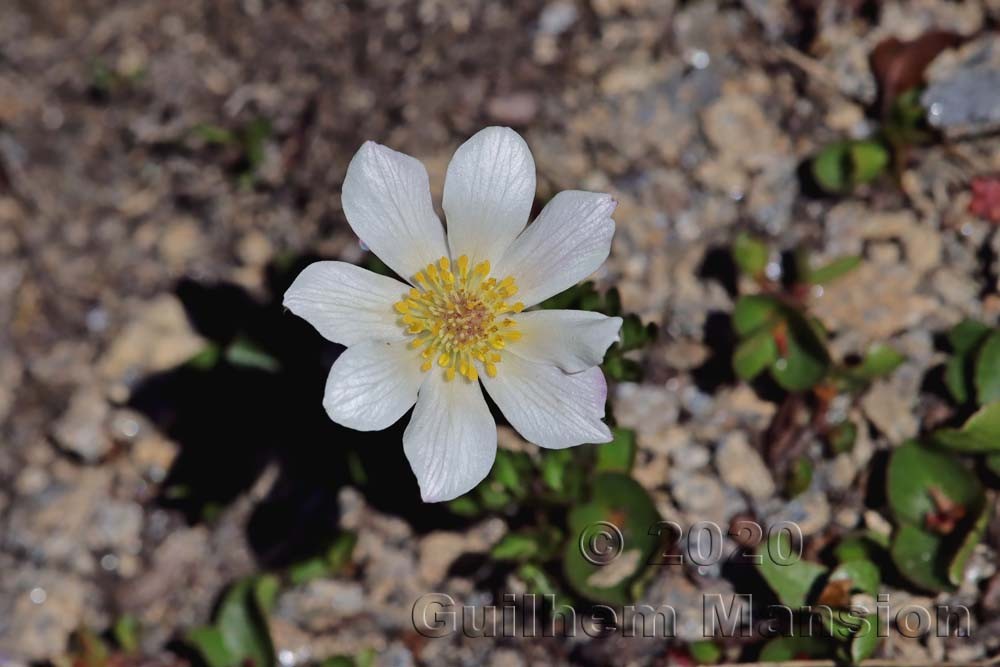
[394,255,523,382]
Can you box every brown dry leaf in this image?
[816,578,853,608]
[870,30,963,115]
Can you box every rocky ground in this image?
[2,1,1000,665]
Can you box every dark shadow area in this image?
[698,245,739,299]
[128,257,469,569]
[691,311,737,393]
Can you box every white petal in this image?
[323,340,423,431]
[481,353,612,449]
[496,191,616,307]
[283,261,408,347]
[511,310,623,373]
[403,372,497,502]
[341,141,449,281]
[443,127,536,265]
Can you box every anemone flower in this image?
[284,127,621,501]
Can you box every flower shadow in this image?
[128,256,469,568]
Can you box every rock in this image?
[924,36,1000,138]
[88,501,143,554]
[375,642,415,667]
[670,472,726,523]
[702,93,789,171]
[764,490,830,537]
[486,92,539,126]
[814,261,938,345]
[98,294,205,386]
[538,1,578,35]
[52,388,112,462]
[0,563,100,661]
[158,217,204,269]
[861,380,919,444]
[417,532,471,587]
[715,433,775,501]
[671,442,711,471]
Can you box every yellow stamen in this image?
[392,255,521,382]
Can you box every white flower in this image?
[284,127,622,502]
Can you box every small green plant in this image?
[191,118,273,188]
[755,531,883,664]
[730,233,903,493]
[881,318,1000,591]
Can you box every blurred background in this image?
[2,1,1000,666]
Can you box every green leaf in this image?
[447,495,481,517]
[112,614,140,653]
[213,576,277,667]
[848,140,890,185]
[948,496,992,587]
[595,428,637,473]
[759,636,833,662]
[186,627,236,667]
[319,658,355,667]
[975,331,1000,405]
[890,523,953,592]
[225,337,281,372]
[288,557,329,585]
[987,453,1000,478]
[326,532,357,574]
[949,319,991,354]
[757,531,827,607]
[828,559,880,597]
[785,456,813,497]
[563,473,661,605]
[733,233,770,277]
[492,532,544,561]
[827,421,857,455]
[850,615,882,663]
[807,255,862,285]
[812,142,850,194]
[733,329,779,381]
[689,640,723,665]
[188,344,222,370]
[619,315,654,352]
[854,344,906,380]
[932,402,1000,453]
[945,355,971,405]
[732,295,781,337]
[492,451,525,496]
[491,527,563,562]
[194,124,236,145]
[833,533,885,564]
[770,314,830,392]
[541,449,570,494]
[887,441,983,525]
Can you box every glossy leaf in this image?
[733,329,778,381]
[757,531,827,607]
[733,233,770,277]
[770,314,830,392]
[759,636,833,662]
[732,295,781,337]
[890,523,953,592]
[887,441,983,525]
[595,428,637,473]
[808,255,862,285]
[933,402,1000,453]
[563,473,661,605]
[975,331,1000,405]
[948,496,992,587]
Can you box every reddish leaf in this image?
[970,175,1000,224]
[925,485,967,535]
[870,30,962,115]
